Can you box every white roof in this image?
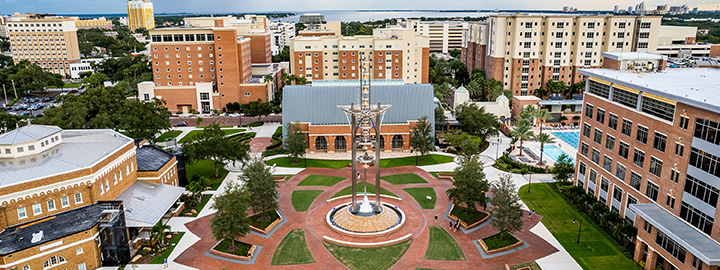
[601,52,667,61]
[116,181,185,228]
[513,95,542,101]
[0,125,61,145]
[579,68,720,113]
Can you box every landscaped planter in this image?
[478,233,523,255]
[437,173,454,182]
[448,204,490,229]
[209,239,256,261]
[248,209,283,234]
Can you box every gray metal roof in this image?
[0,125,61,145]
[538,99,584,106]
[115,181,185,227]
[630,203,720,265]
[0,129,133,188]
[282,83,435,138]
[135,145,174,172]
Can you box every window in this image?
[675,142,685,157]
[633,149,645,168]
[79,262,87,270]
[613,186,623,202]
[641,97,676,122]
[17,207,27,219]
[601,177,609,192]
[689,148,720,178]
[583,123,591,138]
[589,169,598,185]
[615,164,626,180]
[579,162,587,175]
[680,115,690,130]
[636,125,648,144]
[619,141,629,159]
[587,80,610,98]
[692,256,703,270]
[656,230,687,262]
[606,135,615,151]
[621,119,632,136]
[643,221,652,233]
[649,157,663,177]
[646,181,659,201]
[603,156,612,172]
[666,194,676,209]
[694,118,720,145]
[581,143,589,157]
[680,201,714,236]
[629,171,642,190]
[47,200,56,211]
[592,149,600,164]
[596,109,605,124]
[585,104,594,118]
[61,196,69,207]
[76,247,83,255]
[684,175,719,206]
[670,169,681,183]
[74,193,83,203]
[32,203,42,215]
[653,132,666,152]
[594,129,603,144]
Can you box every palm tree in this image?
[519,105,538,123]
[533,133,556,165]
[263,74,273,84]
[534,109,554,135]
[511,120,534,156]
[150,221,171,250]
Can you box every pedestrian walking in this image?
[531,209,536,219]
[455,220,461,231]
[528,210,533,219]
[434,215,438,224]
[449,221,453,230]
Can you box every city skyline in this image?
[1,0,719,15]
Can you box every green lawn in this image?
[482,232,519,250]
[156,130,182,142]
[149,233,185,264]
[266,154,454,169]
[178,128,245,143]
[213,239,252,256]
[271,229,316,265]
[185,159,228,190]
[331,182,396,198]
[298,175,346,186]
[323,239,412,270]
[403,188,437,209]
[380,173,428,184]
[519,184,640,270]
[510,261,542,270]
[291,190,324,212]
[248,210,280,230]
[424,226,465,260]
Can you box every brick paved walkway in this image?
[174,166,558,269]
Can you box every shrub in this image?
[493,155,545,173]
[262,148,289,157]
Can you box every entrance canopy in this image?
[116,181,185,228]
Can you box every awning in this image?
[630,203,720,265]
[115,181,185,228]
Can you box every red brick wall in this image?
[248,33,272,64]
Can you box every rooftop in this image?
[513,95,542,101]
[0,129,133,189]
[630,203,720,264]
[135,144,174,172]
[0,125,61,145]
[115,181,185,228]
[601,52,667,61]
[578,68,720,113]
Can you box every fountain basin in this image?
[326,201,406,238]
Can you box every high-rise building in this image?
[298,21,342,37]
[184,15,272,63]
[403,20,469,54]
[268,21,296,55]
[127,0,155,31]
[72,17,113,30]
[460,14,661,96]
[635,1,646,15]
[575,52,720,270]
[289,27,429,84]
[5,14,81,77]
[614,5,620,14]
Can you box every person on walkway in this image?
[455,220,461,232]
[531,209,536,219]
[449,221,454,230]
[435,215,438,224]
[528,210,533,219]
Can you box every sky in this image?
[1,0,718,15]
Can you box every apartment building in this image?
[404,19,469,54]
[138,22,279,113]
[298,21,342,37]
[127,0,155,31]
[575,54,720,270]
[0,16,7,38]
[461,22,488,73]
[461,14,661,96]
[5,15,81,77]
[184,15,272,63]
[289,27,429,84]
[0,125,182,270]
[269,21,295,54]
[654,25,720,58]
[73,17,113,30]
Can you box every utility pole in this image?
[2,84,7,107]
[11,79,17,98]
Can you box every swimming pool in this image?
[537,145,575,164]
[552,132,580,150]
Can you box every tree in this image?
[241,158,279,218]
[551,154,575,184]
[534,109,553,135]
[411,116,434,157]
[272,46,290,62]
[434,106,447,131]
[0,111,23,133]
[186,176,207,207]
[241,99,273,122]
[263,74,273,84]
[183,123,250,177]
[458,138,480,161]
[535,87,547,99]
[4,60,63,94]
[444,130,482,159]
[489,174,524,240]
[519,105,538,123]
[82,72,110,89]
[449,48,461,58]
[284,122,306,162]
[150,221,171,250]
[545,80,567,96]
[532,133,556,165]
[569,81,585,98]
[510,120,533,156]
[466,80,483,100]
[210,182,250,251]
[454,103,499,139]
[446,155,489,211]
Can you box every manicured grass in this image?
[149,232,185,264]
[378,154,455,167]
[266,154,454,169]
[331,182,396,198]
[193,195,212,216]
[178,128,245,143]
[482,232,520,250]
[248,209,280,230]
[271,229,316,265]
[429,172,440,178]
[403,188,437,209]
[291,190,324,212]
[242,121,264,127]
[156,130,182,142]
[323,239,412,270]
[185,159,228,189]
[213,239,253,256]
[510,261,542,270]
[380,173,428,184]
[298,175,346,186]
[424,226,465,260]
[450,205,488,225]
[519,183,640,270]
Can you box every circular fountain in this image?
[326,194,406,237]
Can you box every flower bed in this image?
[448,204,490,229]
[248,209,283,234]
[210,239,256,261]
[478,232,523,254]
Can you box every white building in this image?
[403,20,469,54]
[269,21,295,55]
[69,58,105,79]
[453,86,510,119]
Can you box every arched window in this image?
[335,136,346,151]
[392,135,403,150]
[315,136,327,151]
[44,256,66,268]
[379,135,385,150]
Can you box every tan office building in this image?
[127,0,155,31]
[73,17,113,30]
[6,16,81,77]
[289,27,430,84]
[405,20,469,54]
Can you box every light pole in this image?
[573,218,583,244]
[495,137,502,160]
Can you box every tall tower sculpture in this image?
[338,58,391,214]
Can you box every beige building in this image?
[298,21,342,37]
[5,15,81,77]
[289,27,430,84]
[404,19,469,54]
[461,14,661,96]
[73,17,113,30]
[127,0,155,31]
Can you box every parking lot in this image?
[2,89,83,117]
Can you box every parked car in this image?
[175,121,188,127]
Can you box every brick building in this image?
[0,125,183,269]
[281,80,435,154]
[574,64,720,269]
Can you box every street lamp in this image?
[523,169,532,193]
[495,137,502,160]
[573,218,583,244]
